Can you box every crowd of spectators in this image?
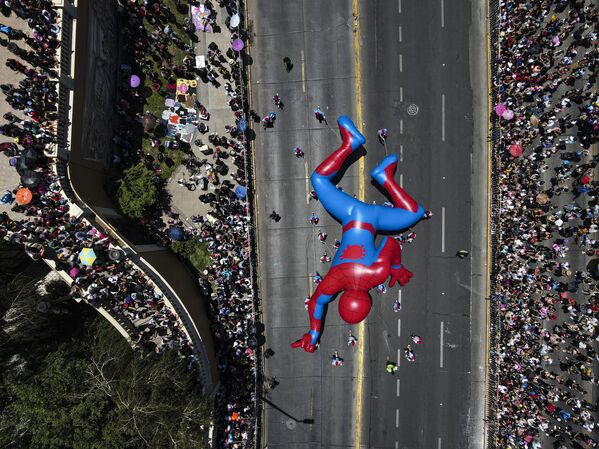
[106,0,257,447]
[0,7,261,448]
[490,0,599,448]
[0,0,208,371]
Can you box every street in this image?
[249,0,488,447]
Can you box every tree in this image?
[116,164,158,220]
[0,272,212,449]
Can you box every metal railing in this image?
[233,1,263,447]
[486,1,502,447]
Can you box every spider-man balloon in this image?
[291,116,426,352]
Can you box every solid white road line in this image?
[396,409,400,427]
[398,25,403,42]
[441,207,446,252]
[399,54,403,72]
[440,321,444,368]
[441,94,446,141]
[399,173,403,188]
[396,379,401,396]
[441,0,445,28]
[397,317,401,336]
[301,49,306,93]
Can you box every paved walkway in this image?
[0,13,39,220]
[165,5,243,227]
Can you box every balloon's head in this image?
[338,290,371,324]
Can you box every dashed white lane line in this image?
[396,378,401,397]
[400,86,403,102]
[397,317,401,336]
[398,0,402,13]
[398,25,403,42]
[400,119,404,135]
[397,348,401,366]
[441,207,446,253]
[441,0,445,28]
[399,173,403,188]
[396,409,400,427]
[395,442,399,449]
[399,54,403,72]
[438,437,442,449]
[440,321,445,368]
[399,145,403,162]
[305,162,310,205]
[441,94,446,141]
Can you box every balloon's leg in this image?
[371,154,419,213]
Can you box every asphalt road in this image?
[249,1,488,448]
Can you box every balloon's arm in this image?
[291,287,334,352]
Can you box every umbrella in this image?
[509,143,524,157]
[142,113,157,131]
[535,192,549,205]
[529,114,539,126]
[8,157,17,166]
[232,38,244,51]
[69,267,80,278]
[236,118,248,132]
[78,248,97,266]
[109,249,124,261]
[580,175,591,184]
[494,103,506,116]
[502,109,514,120]
[20,170,41,188]
[551,36,560,46]
[15,188,32,205]
[129,74,141,88]
[178,83,189,93]
[167,227,185,241]
[235,185,247,199]
[230,13,240,28]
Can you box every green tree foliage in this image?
[116,164,158,220]
[0,273,212,449]
[170,240,211,273]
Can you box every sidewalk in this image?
[165,5,243,228]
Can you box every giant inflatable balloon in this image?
[291,116,426,352]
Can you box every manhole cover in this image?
[407,104,419,115]
[285,419,297,430]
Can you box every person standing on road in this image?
[314,106,327,124]
[347,330,358,347]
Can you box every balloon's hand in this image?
[291,333,317,353]
[389,265,413,287]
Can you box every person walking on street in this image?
[348,330,358,347]
[314,106,327,124]
[386,359,398,375]
[377,128,388,144]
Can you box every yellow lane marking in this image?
[353,1,366,448]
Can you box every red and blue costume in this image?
[292,116,425,352]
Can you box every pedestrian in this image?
[386,360,398,374]
[347,330,357,347]
[456,249,469,259]
[313,106,326,124]
[283,56,293,72]
[331,351,343,366]
[377,128,388,144]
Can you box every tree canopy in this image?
[116,164,158,220]
[0,273,212,449]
